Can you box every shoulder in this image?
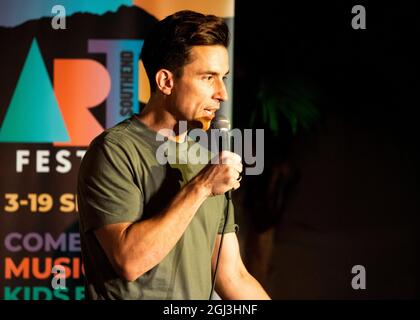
[88,117,153,155]
[79,119,139,172]
[95,119,136,147]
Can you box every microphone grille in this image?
[212,115,231,131]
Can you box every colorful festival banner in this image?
[0,0,234,300]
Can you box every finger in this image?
[223,151,241,163]
[232,181,241,190]
[220,153,233,164]
[228,167,240,180]
[231,152,242,163]
[231,162,243,173]
[226,162,242,174]
[219,151,242,164]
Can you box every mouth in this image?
[203,108,218,118]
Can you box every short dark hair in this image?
[141,10,230,92]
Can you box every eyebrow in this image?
[199,70,230,76]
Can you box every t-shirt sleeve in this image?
[78,136,143,233]
[217,198,239,234]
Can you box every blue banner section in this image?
[88,39,143,128]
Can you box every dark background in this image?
[233,1,420,299]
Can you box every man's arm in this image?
[95,178,208,282]
[94,151,242,282]
[212,232,271,300]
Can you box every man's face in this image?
[169,45,229,131]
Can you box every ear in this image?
[155,69,174,95]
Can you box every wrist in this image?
[188,175,211,200]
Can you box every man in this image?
[78,10,270,300]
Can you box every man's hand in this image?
[194,151,243,197]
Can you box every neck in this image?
[137,94,187,142]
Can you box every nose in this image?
[213,78,228,102]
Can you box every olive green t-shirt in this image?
[77,116,237,300]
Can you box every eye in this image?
[205,75,214,81]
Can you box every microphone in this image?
[211,115,231,152]
[211,115,232,200]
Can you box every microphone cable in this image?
[209,192,231,300]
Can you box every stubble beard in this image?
[188,117,212,131]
